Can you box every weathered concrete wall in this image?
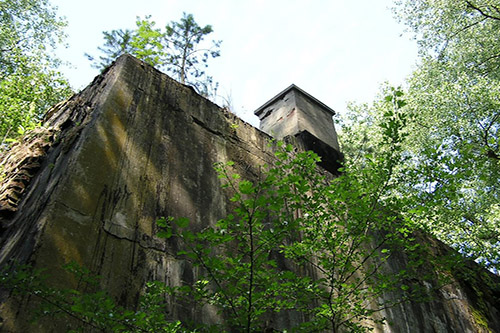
[374,234,500,332]
[0,55,276,331]
[0,55,499,332]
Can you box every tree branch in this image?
[466,1,500,21]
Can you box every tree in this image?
[391,0,500,271]
[0,0,72,144]
[130,16,166,67]
[87,13,221,95]
[0,0,64,77]
[164,13,221,87]
[85,29,136,70]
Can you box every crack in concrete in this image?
[55,200,173,256]
[100,225,174,256]
[191,116,225,137]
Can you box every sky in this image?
[51,0,419,127]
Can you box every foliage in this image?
[85,29,136,70]
[0,0,72,144]
[86,13,221,96]
[0,0,65,77]
[0,262,186,332]
[164,13,221,86]
[391,0,500,272]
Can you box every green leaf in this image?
[157,228,172,239]
[156,217,168,227]
[238,180,254,194]
[175,217,190,228]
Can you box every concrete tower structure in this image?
[254,84,343,174]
